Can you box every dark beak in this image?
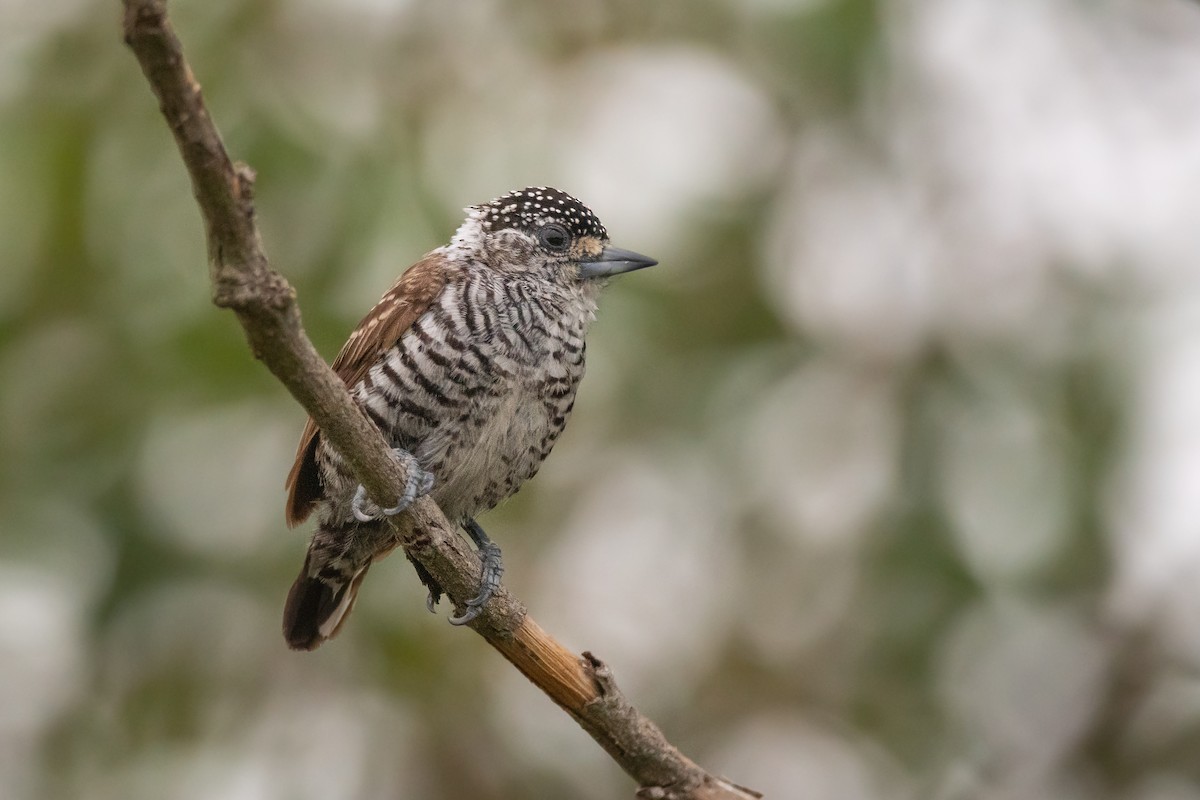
[579,246,658,279]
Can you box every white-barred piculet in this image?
[283,187,656,650]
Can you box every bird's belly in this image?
[424,375,575,520]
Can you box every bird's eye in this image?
[538,223,570,252]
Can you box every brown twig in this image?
[120,1,759,797]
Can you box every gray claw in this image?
[449,538,503,626]
[350,449,434,522]
[351,485,377,522]
[448,605,482,626]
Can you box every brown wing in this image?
[284,252,450,527]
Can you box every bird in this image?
[282,186,657,651]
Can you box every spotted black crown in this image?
[475,187,608,241]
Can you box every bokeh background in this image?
[5,0,1200,798]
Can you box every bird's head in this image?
[451,187,657,283]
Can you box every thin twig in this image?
[121,2,759,797]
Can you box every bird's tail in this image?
[282,550,371,651]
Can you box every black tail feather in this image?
[282,556,370,651]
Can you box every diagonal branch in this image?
[121,2,759,798]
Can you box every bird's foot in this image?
[351,448,434,522]
[449,518,505,626]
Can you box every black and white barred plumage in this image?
[282,187,655,650]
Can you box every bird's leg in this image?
[449,518,504,625]
[351,447,435,522]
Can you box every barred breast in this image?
[316,261,595,526]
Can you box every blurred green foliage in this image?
[5,1,1200,799]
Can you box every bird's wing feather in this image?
[284,252,450,527]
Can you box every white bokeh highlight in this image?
[137,404,297,559]
[531,449,740,702]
